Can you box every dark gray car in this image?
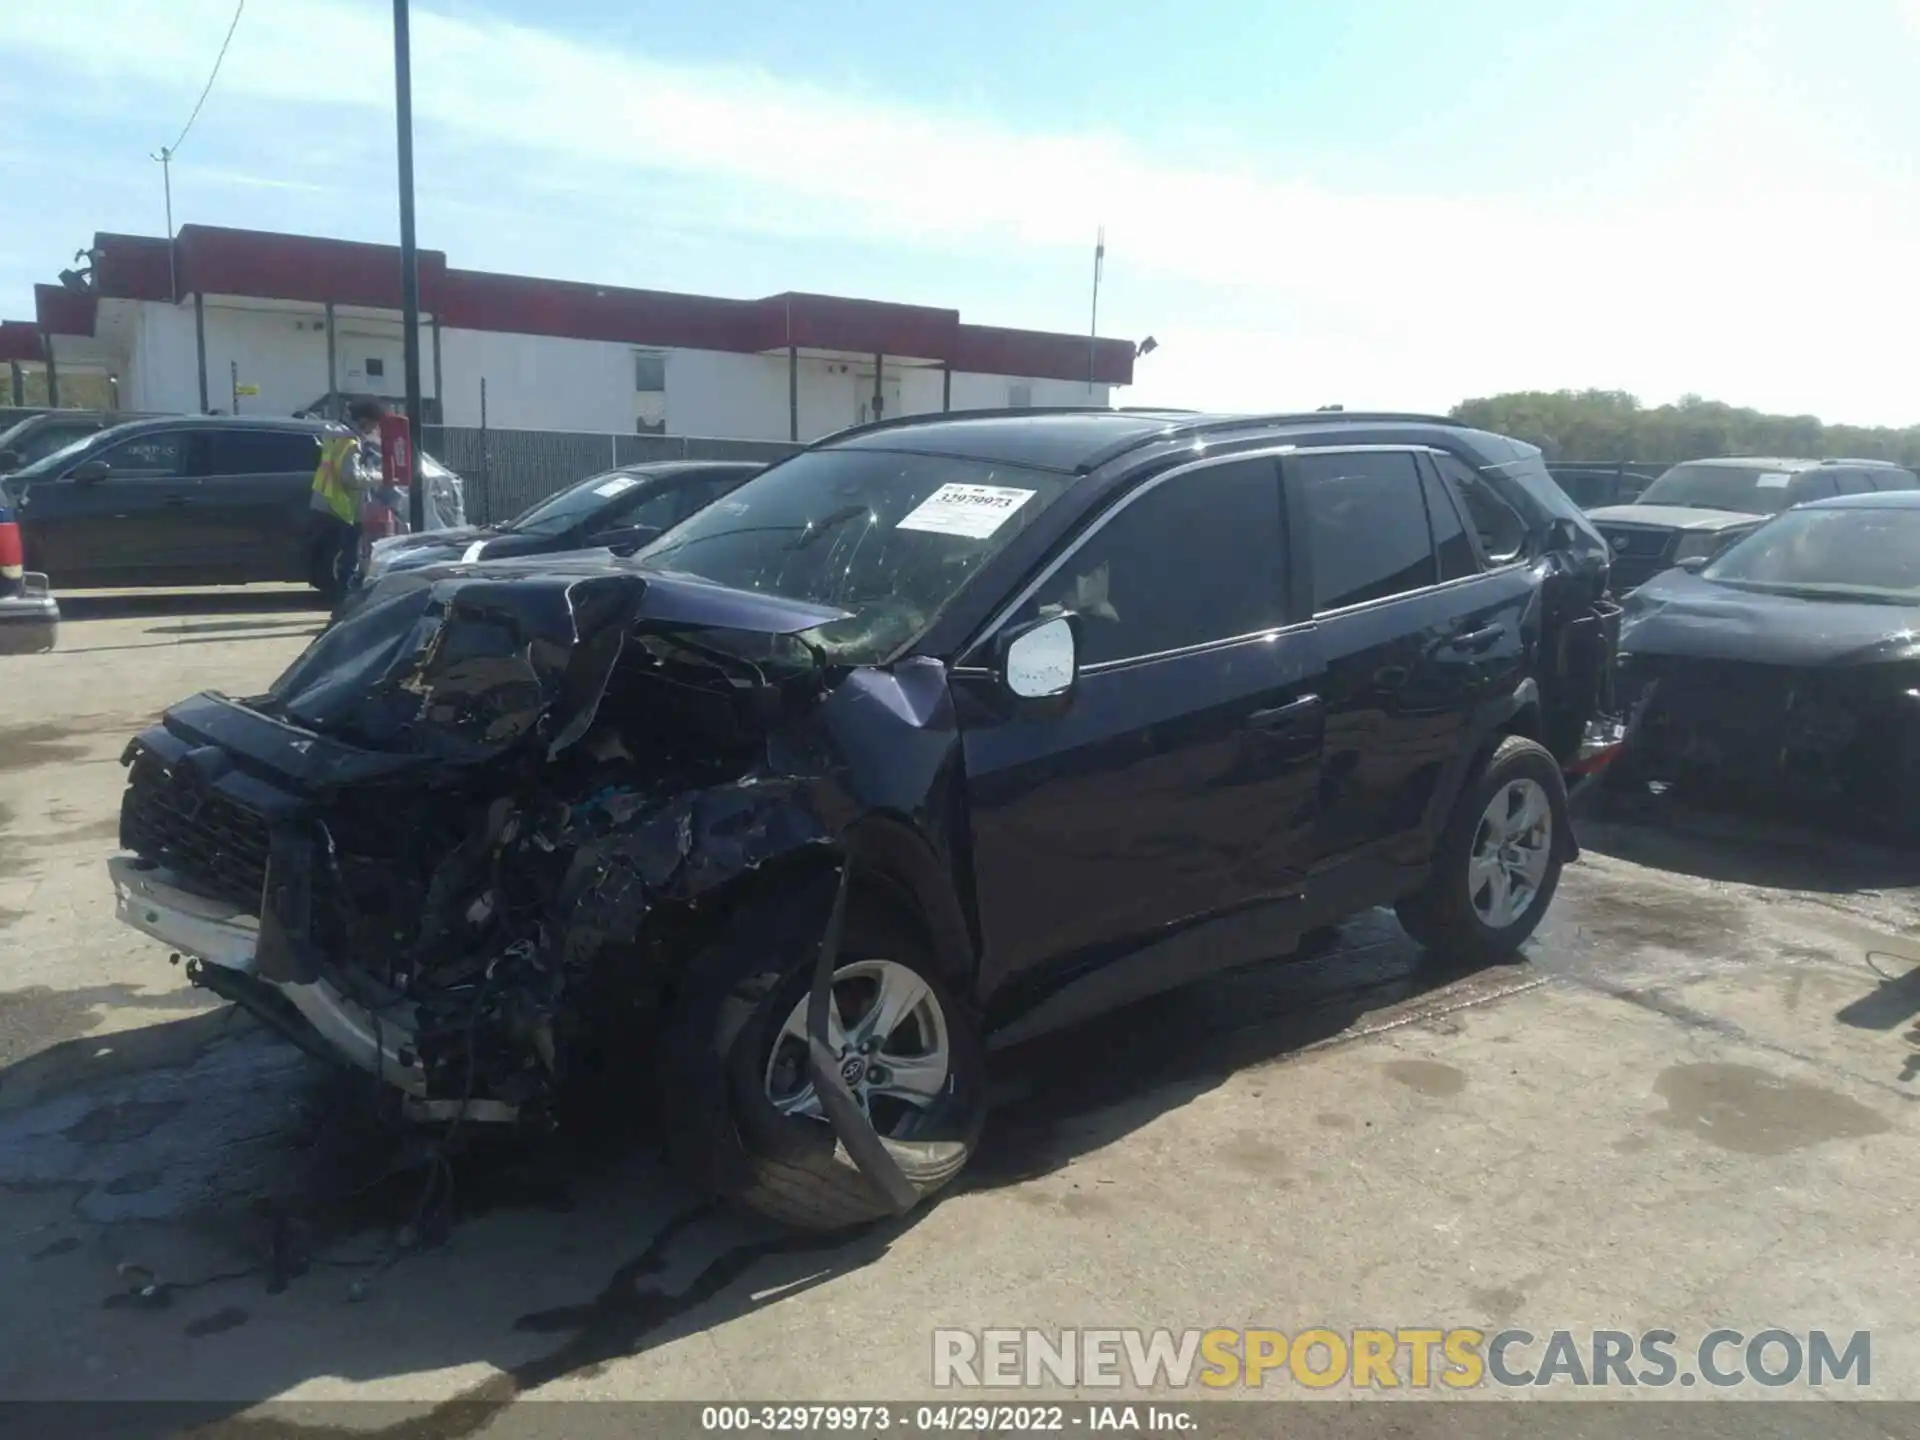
[354,460,763,592]
[3,415,463,592]
[0,411,133,475]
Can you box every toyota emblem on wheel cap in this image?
[840,1056,866,1085]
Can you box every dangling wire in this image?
[165,0,249,158]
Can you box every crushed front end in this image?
[1613,652,1920,827]
[110,564,852,1125]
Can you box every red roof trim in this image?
[0,322,46,363]
[78,225,1135,385]
[92,233,175,303]
[953,322,1135,387]
[35,285,97,339]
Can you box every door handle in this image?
[1444,623,1506,653]
[1246,694,1322,730]
[162,495,192,507]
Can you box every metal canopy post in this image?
[194,294,209,412]
[325,300,337,404]
[393,0,426,531]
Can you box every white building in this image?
[6,226,1138,439]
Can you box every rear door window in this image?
[1789,472,1839,504]
[674,474,747,523]
[1432,452,1527,563]
[1292,450,1439,612]
[89,431,191,478]
[1830,470,1873,496]
[1872,469,1920,492]
[1420,458,1480,581]
[205,429,321,477]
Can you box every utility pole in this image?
[393,0,426,532]
[151,147,177,301]
[1088,226,1104,398]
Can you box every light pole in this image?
[393,0,426,532]
[1087,226,1105,397]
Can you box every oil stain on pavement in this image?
[1652,1062,1891,1155]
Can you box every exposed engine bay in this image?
[115,564,867,1126]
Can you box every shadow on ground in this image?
[1574,785,1920,896]
[54,590,328,623]
[0,910,1504,1425]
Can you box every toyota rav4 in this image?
[109,408,1618,1229]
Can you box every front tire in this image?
[656,890,986,1231]
[1397,735,1569,965]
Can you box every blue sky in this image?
[4,0,1919,421]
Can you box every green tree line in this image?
[1449,390,1920,467]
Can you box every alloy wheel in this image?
[764,959,951,1138]
[1468,778,1552,929]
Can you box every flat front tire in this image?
[1397,735,1569,965]
[656,890,985,1232]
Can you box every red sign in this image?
[378,414,414,489]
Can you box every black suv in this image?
[109,409,1617,1229]
[1,414,464,593]
[1588,456,1920,592]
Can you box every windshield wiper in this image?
[784,504,869,551]
[1718,581,1913,604]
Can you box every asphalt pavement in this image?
[2,588,1918,1438]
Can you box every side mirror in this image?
[1545,517,1579,553]
[998,614,1079,702]
[1675,555,1710,574]
[68,460,111,483]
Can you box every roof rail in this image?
[1072,409,1472,473]
[807,404,1199,449]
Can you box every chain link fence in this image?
[421,426,801,526]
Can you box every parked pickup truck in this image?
[1587,456,1920,593]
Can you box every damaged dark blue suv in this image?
[110,409,1618,1229]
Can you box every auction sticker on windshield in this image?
[595,476,641,497]
[896,483,1037,539]
[1756,472,1792,488]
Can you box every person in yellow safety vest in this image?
[308,398,383,597]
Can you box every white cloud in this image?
[7,0,1920,423]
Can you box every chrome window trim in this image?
[964,443,1305,668]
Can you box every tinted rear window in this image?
[1295,451,1436,612]
[207,429,320,476]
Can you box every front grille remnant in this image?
[121,753,270,908]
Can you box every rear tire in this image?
[656,888,986,1232]
[1396,735,1569,966]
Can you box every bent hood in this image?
[269,562,851,763]
[1621,571,1920,667]
[1587,504,1766,532]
